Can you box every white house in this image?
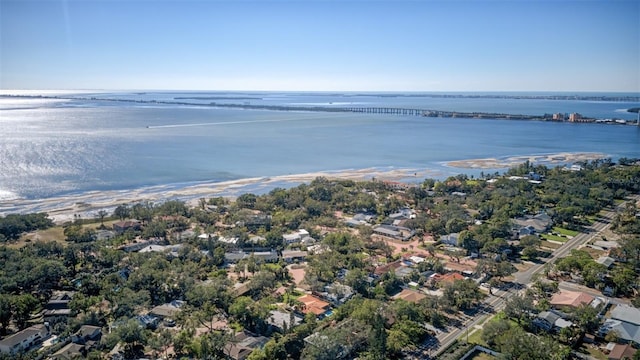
[283,229,310,244]
[0,324,49,355]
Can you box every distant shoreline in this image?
[3,92,639,102]
[2,94,638,124]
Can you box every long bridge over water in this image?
[3,94,638,124]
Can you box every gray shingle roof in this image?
[612,305,640,326]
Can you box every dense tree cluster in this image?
[0,213,53,242]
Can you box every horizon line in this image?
[2,88,639,94]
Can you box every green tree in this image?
[610,265,637,296]
[117,319,148,356]
[113,204,130,221]
[0,295,12,335]
[96,210,109,227]
[481,318,511,347]
[13,294,39,329]
[504,294,534,325]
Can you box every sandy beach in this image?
[0,151,608,223]
[0,167,441,223]
[445,152,607,169]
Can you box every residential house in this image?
[593,241,620,250]
[345,218,366,227]
[549,290,595,310]
[150,300,185,319]
[389,208,414,221]
[112,220,141,234]
[95,229,115,241]
[283,229,310,244]
[408,255,426,265]
[50,343,87,360]
[297,294,331,318]
[266,310,303,333]
[430,272,465,287]
[320,283,354,306]
[599,305,640,346]
[440,233,459,246]
[353,213,375,223]
[0,324,49,355]
[237,213,272,232]
[43,292,73,324]
[138,244,183,257]
[607,343,637,360]
[119,239,161,253]
[136,314,159,329]
[224,331,268,360]
[224,251,278,264]
[372,225,415,241]
[374,259,404,277]
[395,265,415,279]
[281,250,308,263]
[52,325,103,359]
[512,213,552,238]
[393,289,427,304]
[71,325,102,344]
[597,256,616,269]
[533,310,573,333]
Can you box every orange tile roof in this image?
[550,290,594,308]
[439,272,465,284]
[298,294,330,315]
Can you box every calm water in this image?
[0,91,639,203]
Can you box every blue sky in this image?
[1,0,638,92]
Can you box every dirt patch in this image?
[596,227,622,243]
[540,240,561,250]
[13,227,66,248]
[287,264,307,287]
[513,262,534,272]
[375,236,427,257]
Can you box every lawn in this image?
[466,328,487,346]
[541,233,568,243]
[552,227,579,237]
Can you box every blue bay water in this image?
[0,91,639,205]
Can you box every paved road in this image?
[514,194,639,286]
[429,194,639,359]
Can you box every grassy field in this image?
[541,233,568,243]
[466,328,487,346]
[10,218,116,249]
[12,227,66,248]
[552,227,579,237]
